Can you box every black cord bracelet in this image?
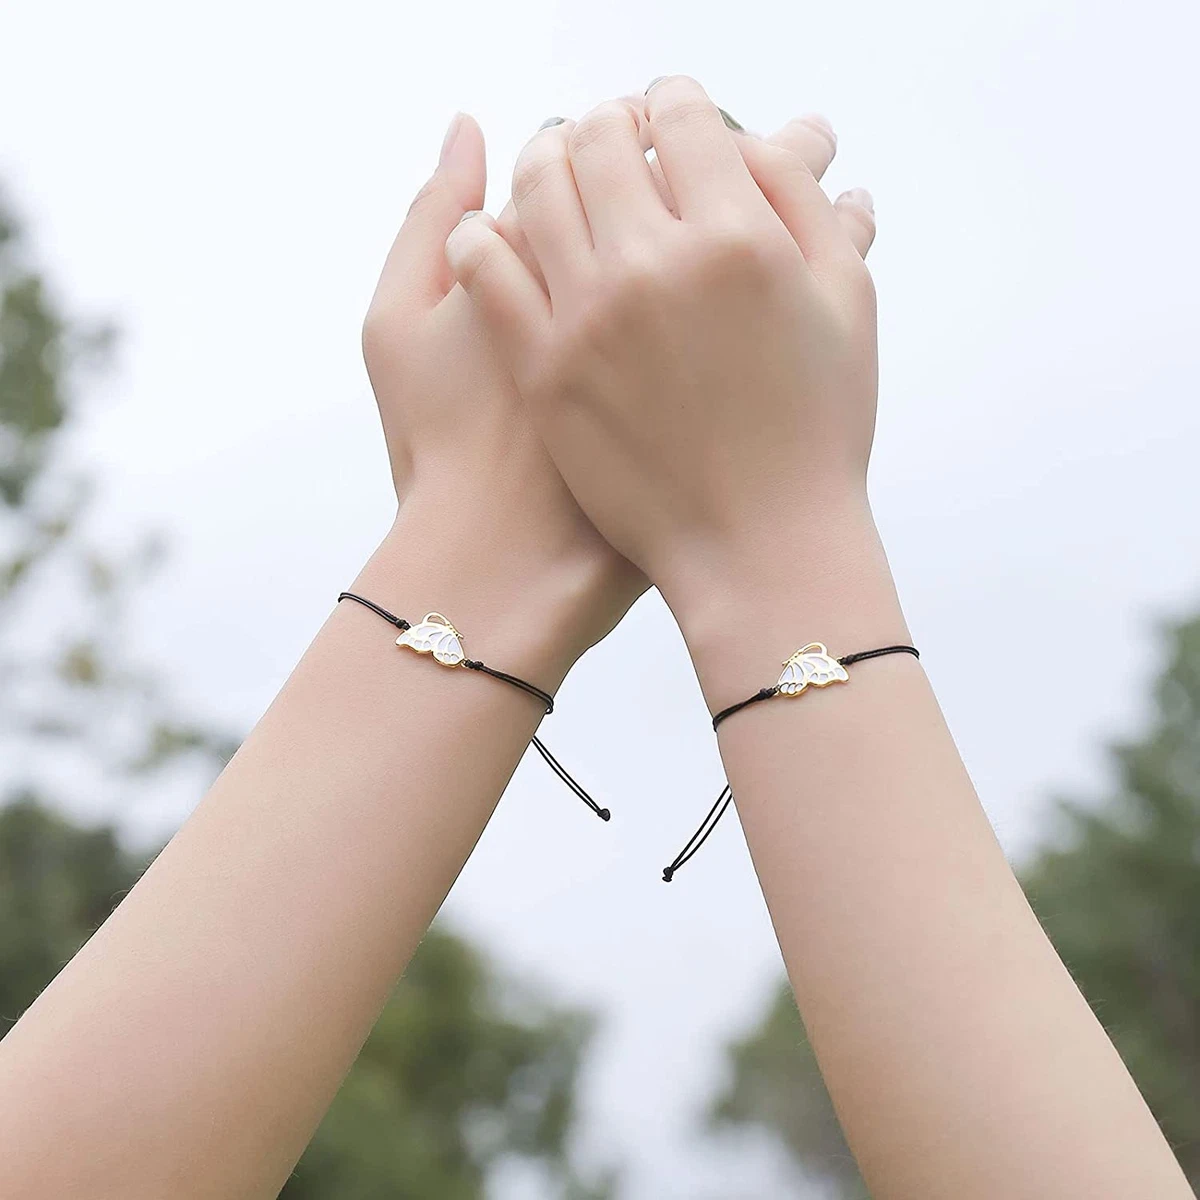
[337,592,609,821]
[662,640,919,882]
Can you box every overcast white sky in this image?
[4,0,1199,1195]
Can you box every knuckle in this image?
[568,101,636,157]
[568,262,661,349]
[647,73,705,107]
[692,222,780,282]
[651,93,719,138]
[606,239,664,290]
[769,142,818,185]
[455,235,503,289]
[511,143,562,209]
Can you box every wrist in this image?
[351,489,622,692]
[660,499,911,712]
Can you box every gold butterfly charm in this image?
[777,642,849,696]
[396,613,466,667]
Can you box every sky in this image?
[3,0,1199,1195]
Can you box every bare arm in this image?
[448,76,1192,1198]
[681,517,1188,1198]
[0,115,634,1199]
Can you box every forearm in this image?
[0,493,598,1199]
[673,508,1191,1200]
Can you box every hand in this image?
[444,80,886,658]
[361,113,641,675]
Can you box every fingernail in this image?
[458,210,482,224]
[718,107,744,132]
[538,116,567,130]
[645,75,669,94]
[845,187,874,213]
[439,113,464,167]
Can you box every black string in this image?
[838,644,921,669]
[712,687,779,731]
[664,643,920,882]
[338,592,411,630]
[463,660,555,714]
[530,736,610,821]
[337,592,608,822]
[662,785,731,882]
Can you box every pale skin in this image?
[0,106,862,1197]
[445,76,1194,1200]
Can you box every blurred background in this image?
[2,0,1199,1196]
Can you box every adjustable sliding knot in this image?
[665,641,919,883]
[337,592,605,821]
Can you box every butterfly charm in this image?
[776,642,849,696]
[396,612,466,667]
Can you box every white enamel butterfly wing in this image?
[777,642,849,696]
[396,612,465,667]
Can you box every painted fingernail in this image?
[538,116,567,130]
[458,210,483,223]
[844,188,874,213]
[718,107,745,132]
[645,75,669,94]
[439,113,464,167]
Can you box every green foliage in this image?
[0,796,141,1030]
[0,187,609,1198]
[0,187,234,802]
[0,796,607,1199]
[285,934,605,1200]
[710,614,1200,1194]
[1024,612,1200,1182]
[710,983,864,1197]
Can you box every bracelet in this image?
[662,640,919,882]
[337,592,610,822]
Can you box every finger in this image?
[735,134,859,276]
[510,117,593,299]
[377,113,486,311]
[445,212,549,377]
[495,200,547,293]
[834,188,877,259]
[645,112,837,217]
[567,99,667,247]
[765,115,838,183]
[643,75,766,222]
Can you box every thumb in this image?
[445,211,548,379]
[376,113,487,310]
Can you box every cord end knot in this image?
[662,867,674,883]
[598,807,611,821]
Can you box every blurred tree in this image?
[1023,613,1200,1181]
[0,797,141,1030]
[0,189,610,1198]
[710,982,864,1198]
[708,614,1200,1194]
[0,186,235,815]
[0,799,610,1199]
[284,933,612,1200]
